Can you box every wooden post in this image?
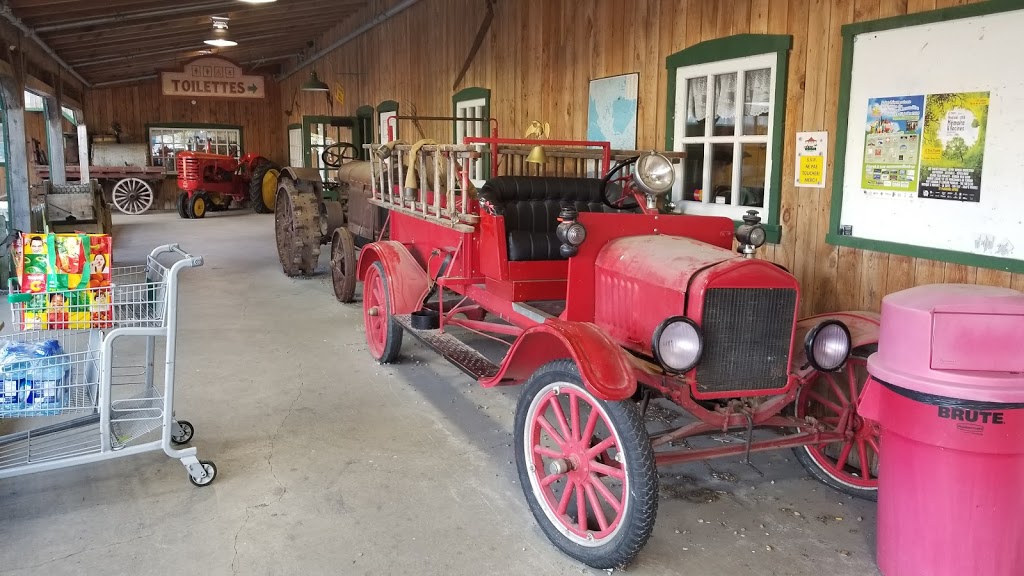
[44,95,66,185]
[0,75,31,232]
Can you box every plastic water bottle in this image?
[0,343,32,413]
[29,340,66,416]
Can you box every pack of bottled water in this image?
[0,339,71,416]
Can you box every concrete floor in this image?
[0,210,879,575]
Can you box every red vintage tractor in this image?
[175,151,280,219]
[275,131,882,570]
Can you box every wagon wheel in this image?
[274,177,320,277]
[793,346,880,500]
[111,177,154,215]
[331,227,357,303]
[514,360,658,570]
[362,261,403,362]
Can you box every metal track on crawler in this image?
[393,315,500,380]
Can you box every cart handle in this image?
[149,244,204,268]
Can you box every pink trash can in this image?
[859,284,1024,576]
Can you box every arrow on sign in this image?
[248,84,258,93]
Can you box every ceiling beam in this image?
[89,54,292,88]
[0,4,89,86]
[280,0,421,80]
[35,1,237,32]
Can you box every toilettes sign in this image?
[161,57,265,99]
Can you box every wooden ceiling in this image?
[5,0,369,86]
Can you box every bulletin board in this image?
[828,2,1024,272]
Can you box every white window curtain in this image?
[687,72,770,122]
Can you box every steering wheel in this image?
[321,142,361,168]
[599,156,641,211]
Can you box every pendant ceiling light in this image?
[239,0,277,3]
[204,16,237,47]
[300,71,330,92]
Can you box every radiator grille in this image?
[695,288,797,394]
[176,155,198,181]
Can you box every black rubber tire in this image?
[513,360,658,570]
[249,160,280,214]
[331,228,358,303]
[171,420,194,445]
[176,192,190,219]
[792,345,879,501]
[364,261,403,363]
[188,193,207,219]
[188,460,217,487]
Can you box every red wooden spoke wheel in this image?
[793,350,880,500]
[514,360,657,570]
[362,261,402,363]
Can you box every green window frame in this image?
[146,122,244,174]
[356,105,374,159]
[377,100,399,143]
[665,34,792,244]
[452,87,491,182]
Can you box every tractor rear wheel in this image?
[275,177,321,277]
[188,193,208,219]
[177,192,190,219]
[250,160,280,214]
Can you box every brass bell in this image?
[526,145,547,164]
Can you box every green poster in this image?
[860,95,924,194]
[918,92,989,202]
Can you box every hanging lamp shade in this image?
[300,71,330,92]
[204,17,237,47]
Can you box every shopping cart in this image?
[0,244,216,486]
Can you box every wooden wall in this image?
[83,80,283,207]
[279,0,1017,316]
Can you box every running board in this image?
[393,314,501,380]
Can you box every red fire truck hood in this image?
[594,234,738,289]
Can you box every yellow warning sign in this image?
[795,131,828,188]
[799,155,824,187]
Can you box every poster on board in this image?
[918,92,990,202]
[860,95,924,195]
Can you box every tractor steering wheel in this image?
[322,142,361,168]
[599,156,641,211]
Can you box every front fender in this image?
[481,320,637,401]
[792,311,880,379]
[356,241,430,315]
[279,166,324,182]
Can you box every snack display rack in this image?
[0,244,216,486]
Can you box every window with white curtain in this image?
[455,97,487,184]
[672,52,777,221]
[288,126,302,167]
[148,125,241,173]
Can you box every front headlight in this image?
[804,320,851,372]
[633,152,675,196]
[652,316,703,373]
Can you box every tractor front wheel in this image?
[331,228,358,303]
[177,192,190,219]
[188,193,208,219]
[514,360,658,570]
[250,160,280,214]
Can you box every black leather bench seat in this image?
[478,176,626,261]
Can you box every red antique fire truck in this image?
[278,130,881,569]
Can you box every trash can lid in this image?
[869,283,1024,403]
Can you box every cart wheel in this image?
[111,177,154,215]
[793,346,880,500]
[331,228,358,303]
[177,193,191,219]
[363,261,403,363]
[188,193,208,219]
[514,360,658,570]
[171,420,194,445]
[188,460,217,487]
